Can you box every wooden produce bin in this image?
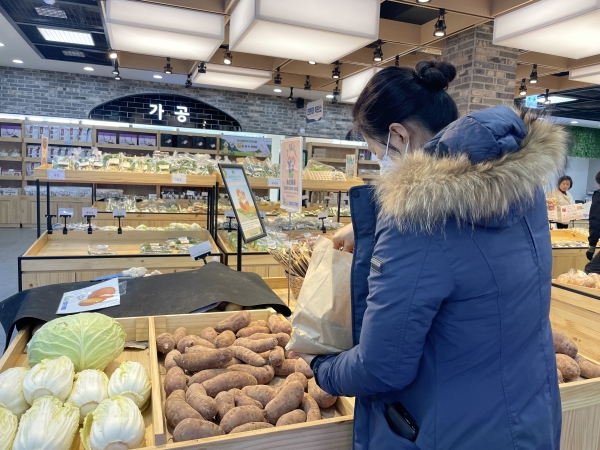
[0,315,160,449]
[550,230,589,279]
[551,285,600,450]
[152,309,354,449]
[19,230,221,290]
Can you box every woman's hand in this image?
[333,223,355,253]
[288,351,316,366]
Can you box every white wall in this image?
[565,157,590,201]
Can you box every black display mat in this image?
[1,262,291,344]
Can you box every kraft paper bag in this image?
[286,236,353,355]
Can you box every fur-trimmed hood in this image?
[376,106,568,233]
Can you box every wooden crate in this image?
[150,309,354,449]
[552,248,588,279]
[0,315,160,449]
[551,286,600,450]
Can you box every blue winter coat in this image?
[311,106,567,450]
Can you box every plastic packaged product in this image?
[243,157,266,177]
[155,158,171,174]
[52,156,73,170]
[119,156,134,172]
[103,153,122,172]
[303,159,346,181]
[87,245,117,256]
[140,243,171,254]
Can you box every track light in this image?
[185,74,192,88]
[395,55,400,67]
[114,75,121,81]
[164,57,172,74]
[198,62,206,74]
[373,40,383,62]
[519,78,527,96]
[529,64,538,84]
[332,80,340,104]
[434,9,447,37]
[308,61,316,65]
[223,49,232,65]
[544,89,551,105]
[111,61,119,75]
[108,50,118,60]
[274,67,282,85]
[288,87,294,102]
[304,75,311,90]
[416,0,431,2]
[332,62,340,79]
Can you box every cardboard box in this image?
[161,134,174,147]
[139,134,157,147]
[192,136,205,149]
[119,133,138,146]
[49,125,61,141]
[1,125,22,138]
[206,136,217,150]
[25,124,38,139]
[97,131,117,144]
[176,135,191,148]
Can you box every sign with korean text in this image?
[306,99,323,123]
[149,104,190,122]
[560,204,584,222]
[281,137,303,212]
[220,135,272,157]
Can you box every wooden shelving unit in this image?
[305,138,378,182]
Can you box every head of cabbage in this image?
[27,313,126,372]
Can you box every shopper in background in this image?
[584,172,600,272]
[293,61,566,450]
[547,175,575,229]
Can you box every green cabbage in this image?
[27,313,126,372]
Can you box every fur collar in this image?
[375,109,568,233]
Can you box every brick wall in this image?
[0,66,354,139]
[443,24,518,116]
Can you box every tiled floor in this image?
[0,228,38,349]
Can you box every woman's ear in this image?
[389,123,410,147]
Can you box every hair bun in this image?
[415,60,456,91]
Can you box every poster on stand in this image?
[220,135,272,157]
[560,204,584,222]
[281,137,303,212]
[218,164,267,243]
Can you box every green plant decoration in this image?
[569,126,600,159]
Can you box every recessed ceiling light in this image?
[326,94,334,98]
[12,60,23,64]
[308,61,316,65]
[571,121,579,124]
[37,27,94,46]
[83,66,94,71]
[0,43,4,47]
[153,75,163,79]
[273,88,282,92]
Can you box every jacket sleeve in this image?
[589,191,600,247]
[313,224,454,398]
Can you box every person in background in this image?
[547,175,575,229]
[584,172,600,272]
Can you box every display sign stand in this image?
[84,215,94,234]
[60,215,70,235]
[115,216,124,234]
[45,182,55,234]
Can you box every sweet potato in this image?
[308,378,337,408]
[249,320,270,329]
[258,350,271,360]
[177,335,215,353]
[156,333,176,354]
[200,327,219,343]
[215,391,235,422]
[215,311,252,333]
[276,409,307,427]
[174,348,233,372]
[172,327,188,346]
[575,354,600,379]
[242,385,277,407]
[188,369,229,386]
[269,347,284,367]
[229,422,274,434]
[302,394,322,421]
[202,372,258,397]
[164,390,202,428]
[234,337,278,353]
[273,359,296,377]
[264,381,304,424]
[230,388,263,409]
[223,357,241,367]
[237,326,271,338]
[228,365,275,385]
[164,366,187,397]
[164,349,181,372]
[186,384,218,420]
[220,405,265,434]
[225,303,244,311]
[553,330,578,358]
[248,333,291,348]
[173,418,224,442]
[232,346,267,367]
[279,372,307,392]
[268,315,292,335]
[557,369,564,384]
[215,330,237,348]
[295,358,314,378]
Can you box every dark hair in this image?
[352,60,459,142]
[596,172,600,185]
[558,175,573,189]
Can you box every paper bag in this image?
[287,236,353,354]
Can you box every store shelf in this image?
[96,143,158,151]
[216,174,363,191]
[0,175,22,180]
[311,157,346,163]
[0,156,22,162]
[158,147,218,154]
[0,137,22,143]
[358,160,379,165]
[24,138,93,147]
[360,174,379,180]
[23,176,36,181]
[24,157,40,162]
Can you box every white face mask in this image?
[378,132,409,176]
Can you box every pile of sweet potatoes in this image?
[553,329,600,383]
[156,311,338,443]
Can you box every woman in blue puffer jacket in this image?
[292,61,566,449]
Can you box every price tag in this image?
[318,211,328,219]
[148,194,157,199]
[186,190,195,197]
[179,237,190,244]
[259,211,266,219]
[324,196,331,201]
[225,210,235,218]
[342,194,349,202]
[267,178,281,187]
[172,174,187,184]
[47,169,65,180]
[58,208,73,217]
[112,209,126,218]
[303,232,313,238]
[201,192,209,198]
[189,241,212,261]
[82,207,98,218]
[302,195,309,200]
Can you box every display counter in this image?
[551,229,589,278]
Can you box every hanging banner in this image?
[220,135,272,157]
[281,137,303,212]
[306,99,323,123]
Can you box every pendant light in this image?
[373,40,383,62]
[223,48,233,65]
[164,57,172,74]
[288,87,294,102]
[185,74,192,88]
[108,50,118,60]
[519,78,527,96]
[433,9,446,37]
[198,62,207,74]
[529,64,538,84]
[304,75,311,90]
[544,89,551,105]
[111,61,119,75]
[332,62,340,79]
[395,55,400,67]
[274,67,282,85]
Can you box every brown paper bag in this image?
[286,236,353,355]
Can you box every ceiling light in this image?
[373,40,383,62]
[571,121,579,124]
[416,0,431,2]
[341,67,382,103]
[112,61,119,75]
[0,43,4,47]
[63,50,85,57]
[274,67,282,85]
[83,67,94,71]
[274,88,282,93]
[37,27,94,46]
[105,0,224,61]
[12,60,23,64]
[332,80,340,104]
[395,55,400,67]
[434,9,446,37]
[192,63,271,89]
[114,75,121,81]
[308,61,316,65]
[544,89,551,105]
[185,74,192,88]
[288,87,294,102]
[153,74,163,79]
[519,78,527,96]
[223,49,233,65]
[304,75,312,90]
[164,57,173,74]
[326,94,334,99]
[536,95,576,105]
[332,62,341,79]
[198,62,207,74]
[229,0,380,64]
[44,0,55,4]
[35,6,67,19]
[529,64,538,84]
[108,51,118,59]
